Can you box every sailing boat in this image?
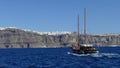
[72,8,98,54]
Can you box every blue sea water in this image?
[0,47,120,68]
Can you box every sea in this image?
[0,46,120,68]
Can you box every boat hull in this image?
[73,49,98,54]
[72,45,99,54]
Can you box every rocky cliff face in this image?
[0,28,119,48]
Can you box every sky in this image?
[0,0,120,34]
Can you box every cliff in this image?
[0,27,120,48]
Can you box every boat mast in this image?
[78,15,80,46]
[84,8,87,44]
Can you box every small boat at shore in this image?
[72,8,98,54]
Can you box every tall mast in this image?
[84,8,87,44]
[78,15,80,46]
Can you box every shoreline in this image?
[0,45,119,49]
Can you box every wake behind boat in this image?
[72,8,98,54]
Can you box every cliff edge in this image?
[0,28,119,48]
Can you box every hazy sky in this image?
[0,0,120,34]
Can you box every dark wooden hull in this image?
[73,49,98,54]
[72,47,98,54]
